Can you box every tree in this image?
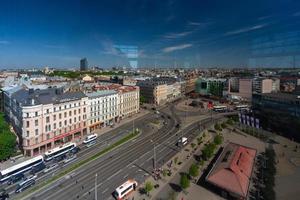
[189,163,199,178]
[214,123,222,131]
[144,181,153,196]
[140,95,146,105]
[202,142,216,160]
[0,113,17,161]
[174,157,178,165]
[180,174,190,190]
[214,134,223,145]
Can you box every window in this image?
[84,108,86,113]
[74,110,77,115]
[79,116,81,121]
[46,109,49,114]
[54,123,56,129]
[74,117,76,122]
[59,122,62,127]
[69,119,72,124]
[45,125,48,132]
[54,107,56,112]
[69,111,72,116]
[26,131,29,137]
[59,113,62,119]
[53,115,56,121]
[35,138,38,144]
[65,105,67,109]
[64,112,67,118]
[64,120,67,126]
[78,109,81,114]
[35,120,38,126]
[26,121,30,128]
[26,113,29,118]
[35,112,38,117]
[35,129,38,136]
[48,125,51,131]
[46,116,50,123]
[27,139,30,146]
[47,134,50,140]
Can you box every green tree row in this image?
[0,113,17,161]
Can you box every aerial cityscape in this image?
[0,0,300,200]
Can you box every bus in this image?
[0,155,44,183]
[113,179,138,200]
[213,105,227,112]
[44,143,76,162]
[83,134,98,145]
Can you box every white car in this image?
[43,164,59,173]
[63,155,77,164]
[25,174,37,181]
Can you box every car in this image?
[25,174,37,181]
[63,155,77,164]
[7,173,25,185]
[15,179,35,193]
[43,164,59,173]
[0,189,9,200]
[30,163,46,174]
[70,146,80,154]
[53,155,66,162]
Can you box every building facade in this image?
[86,90,118,133]
[8,88,88,156]
[195,78,226,97]
[80,58,88,71]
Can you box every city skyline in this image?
[1,0,300,68]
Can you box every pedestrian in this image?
[75,180,78,184]
[82,185,84,190]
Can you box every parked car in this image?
[70,146,80,154]
[0,189,9,200]
[43,164,59,173]
[7,173,25,185]
[15,179,35,193]
[53,155,66,162]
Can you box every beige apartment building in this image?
[9,88,88,156]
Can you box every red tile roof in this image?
[93,84,139,93]
[206,143,256,198]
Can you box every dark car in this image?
[53,155,66,162]
[30,163,46,174]
[7,173,25,185]
[15,179,35,193]
[70,146,80,154]
[0,189,9,200]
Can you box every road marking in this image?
[102,187,109,194]
[123,173,129,179]
[146,157,152,162]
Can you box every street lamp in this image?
[95,173,98,200]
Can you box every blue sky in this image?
[0,0,300,68]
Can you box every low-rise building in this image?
[195,78,226,97]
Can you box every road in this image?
[13,104,235,200]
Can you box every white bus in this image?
[44,143,76,162]
[83,134,98,145]
[213,105,227,112]
[0,155,44,182]
[113,179,138,200]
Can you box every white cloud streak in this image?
[224,24,267,36]
[164,31,193,39]
[162,43,192,53]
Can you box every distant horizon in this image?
[1,0,300,68]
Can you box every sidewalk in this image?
[128,124,214,200]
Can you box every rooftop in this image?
[206,142,256,198]
[86,90,117,98]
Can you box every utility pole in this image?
[95,173,98,200]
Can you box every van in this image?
[0,189,9,200]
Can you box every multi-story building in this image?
[8,88,88,156]
[228,78,253,101]
[195,78,226,97]
[93,84,140,119]
[80,58,88,71]
[86,90,118,132]
[253,78,273,94]
[252,93,300,141]
[137,79,181,105]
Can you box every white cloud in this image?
[188,21,202,26]
[44,44,65,49]
[164,31,193,39]
[162,43,192,53]
[224,24,267,36]
[0,40,10,45]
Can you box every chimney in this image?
[31,98,35,105]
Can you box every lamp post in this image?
[95,173,98,200]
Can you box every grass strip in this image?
[18,130,140,199]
